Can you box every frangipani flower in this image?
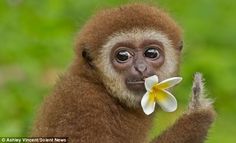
[141,75,182,115]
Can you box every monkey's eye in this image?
[144,48,160,59]
[115,50,132,63]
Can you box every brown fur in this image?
[153,109,215,143]
[32,74,152,142]
[32,4,215,143]
[75,3,182,75]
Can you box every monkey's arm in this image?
[152,73,216,143]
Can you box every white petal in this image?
[156,90,177,112]
[141,92,156,115]
[158,77,182,89]
[144,75,159,91]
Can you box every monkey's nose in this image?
[134,64,147,73]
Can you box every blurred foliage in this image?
[0,0,236,142]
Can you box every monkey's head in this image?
[75,4,183,107]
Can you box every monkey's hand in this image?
[188,72,214,113]
[152,73,216,143]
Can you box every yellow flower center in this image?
[152,83,161,90]
[149,84,166,102]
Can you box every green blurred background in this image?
[0,0,235,142]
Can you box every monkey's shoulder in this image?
[47,74,110,111]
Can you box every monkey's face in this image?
[111,39,164,93]
[95,28,181,107]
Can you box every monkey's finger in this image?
[188,73,213,112]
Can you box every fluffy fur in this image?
[32,3,216,143]
[75,3,182,65]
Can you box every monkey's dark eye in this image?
[144,48,160,59]
[115,50,132,63]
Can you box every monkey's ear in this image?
[178,40,183,51]
[82,48,94,68]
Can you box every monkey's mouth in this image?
[126,80,145,93]
[127,81,144,84]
